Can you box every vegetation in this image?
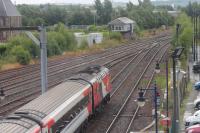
[17,1,174,30]
[109,32,122,41]
[0,1,176,67]
[11,46,31,65]
[0,23,77,66]
[172,13,193,58]
[184,2,200,17]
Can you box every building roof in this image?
[108,17,135,25]
[0,0,21,16]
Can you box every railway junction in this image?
[0,31,177,132]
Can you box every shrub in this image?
[79,39,89,50]
[7,35,39,58]
[88,25,108,32]
[53,23,77,50]
[0,45,7,57]
[48,32,67,51]
[110,32,122,41]
[103,32,110,40]
[11,46,31,65]
[47,38,62,57]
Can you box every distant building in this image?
[108,17,136,39]
[152,0,200,7]
[74,32,103,47]
[0,0,21,41]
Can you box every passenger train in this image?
[0,65,111,133]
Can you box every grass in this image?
[156,59,192,131]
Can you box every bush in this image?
[110,32,122,41]
[47,38,62,57]
[172,13,193,57]
[7,35,39,58]
[48,32,67,51]
[53,23,77,50]
[79,39,89,50]
[103,32,110,40]
[0,45,7,57]
[11,46,31,65]
[88,25,108,32]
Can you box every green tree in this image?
[7,35,39,58]
[103,0,113,24]
[11,46,31,65]
[172,13,192,57]
[95,0,104,24]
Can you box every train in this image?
[0,65,112,133]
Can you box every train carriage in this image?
[0,65,111,133]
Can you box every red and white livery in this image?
[0,65,111,133]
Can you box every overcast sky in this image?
[10,0,144,5]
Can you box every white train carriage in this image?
[0,66,111,133]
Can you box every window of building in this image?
[0,19,3,27]
[112,25,114,30]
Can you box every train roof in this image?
[0,74,93,133]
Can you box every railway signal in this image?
[0,89,5,100]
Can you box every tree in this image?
[172,13,193,57]
[11,46,31,65]
[103,0,113,24]
[127,2,134,11]
[95,0,104,24]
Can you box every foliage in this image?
[156,5,174,11]
[184,2,200,17]
[110,32,122,41]
[125,1,174,29]
[11,46,31,65]
[94,0,113,24]
[47,23,77,55]
[68,7,94,25]
[172,13,193,57]
[47,39,62,57]
[0,45,7,57]
[103,32,110,40]
[7,35,40,58]
[17,2,174,31]
[79,39,89,50]
[88,25,108,32]
[18,4,67,26]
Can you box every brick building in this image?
[0,0,21,41]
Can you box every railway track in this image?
[0,33,171,116]
[85,38,170,133]
[0,36,160,81]
[107,46,169,133]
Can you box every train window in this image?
[51,94,90,132]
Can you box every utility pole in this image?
[166,56,169,133]
[196,10,198,61]
[0,26,48,94]
[193,9,196,61]
[39,26,48,94]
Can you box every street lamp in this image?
[136,62,160,133]
[136,82,159,133]
[0,89,5,101]
[171,47,184,133]
[137,90,146,107]
[155,61,160,74]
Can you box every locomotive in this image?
[0,65,111,133]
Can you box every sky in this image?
[10,0,142,5]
